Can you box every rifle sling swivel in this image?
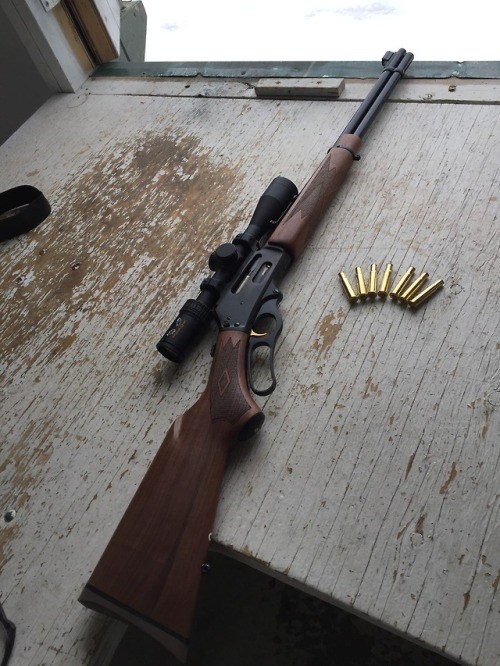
[334,144,361,161]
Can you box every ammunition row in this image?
[339,263,444,309]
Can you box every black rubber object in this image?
[0,186,51,241]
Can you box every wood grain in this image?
[80,330,260,661]
[0,83,499,665]
[66,0,120,63]
[269,133,361,259]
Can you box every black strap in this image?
[0,186,51,242]
[0,602,15,666]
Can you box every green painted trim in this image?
[94,60,500,79]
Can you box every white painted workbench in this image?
[1,76,499,665]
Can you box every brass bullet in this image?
[389,266,415,299]
[368,264,378,298]
[378,263,393,298]
[356,266,368,300]
[409,279,444,309]
[339,271,358,303]
[399,272,429,302]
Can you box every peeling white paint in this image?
[0,86,499,666]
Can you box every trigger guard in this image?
[248,337,277,396]
[247,301,282,397]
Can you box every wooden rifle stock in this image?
[269,134,362,259]
[79,138,361,661]
[79,331,261,662]
[79,48,413,661]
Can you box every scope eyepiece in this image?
[156,298,213,363]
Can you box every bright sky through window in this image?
[139,0,499,62]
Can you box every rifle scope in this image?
[156,176,298,362]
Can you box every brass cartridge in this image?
[389,266,415,299]
[399,272,429,302]
[356,266,368,300]
[378,263,393,298]
[339,271,358,303]
[368,264,378,298]
[409,279,444,308]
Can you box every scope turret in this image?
[156,176,297,363]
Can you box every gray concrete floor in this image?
[110,552,458,666]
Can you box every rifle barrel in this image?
[340,48,414,140]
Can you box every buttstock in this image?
[268,133,362,259]
[79,331,262,662]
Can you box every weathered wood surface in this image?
[86,75,500,103]
[0,83,499,665]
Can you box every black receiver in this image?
[156,176,298,362]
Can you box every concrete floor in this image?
[110,552,458,666]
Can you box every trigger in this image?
[247,302,283,397]
[250,329,268,338]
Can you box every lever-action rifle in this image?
[79,49,414,662]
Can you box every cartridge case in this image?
[399,272,429,302]
[378,263,393,298]
[409,279,444,308]
[339,271,358,303]
[389,266,415,299]
[368,264,378,298]
[356,266,368,300]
